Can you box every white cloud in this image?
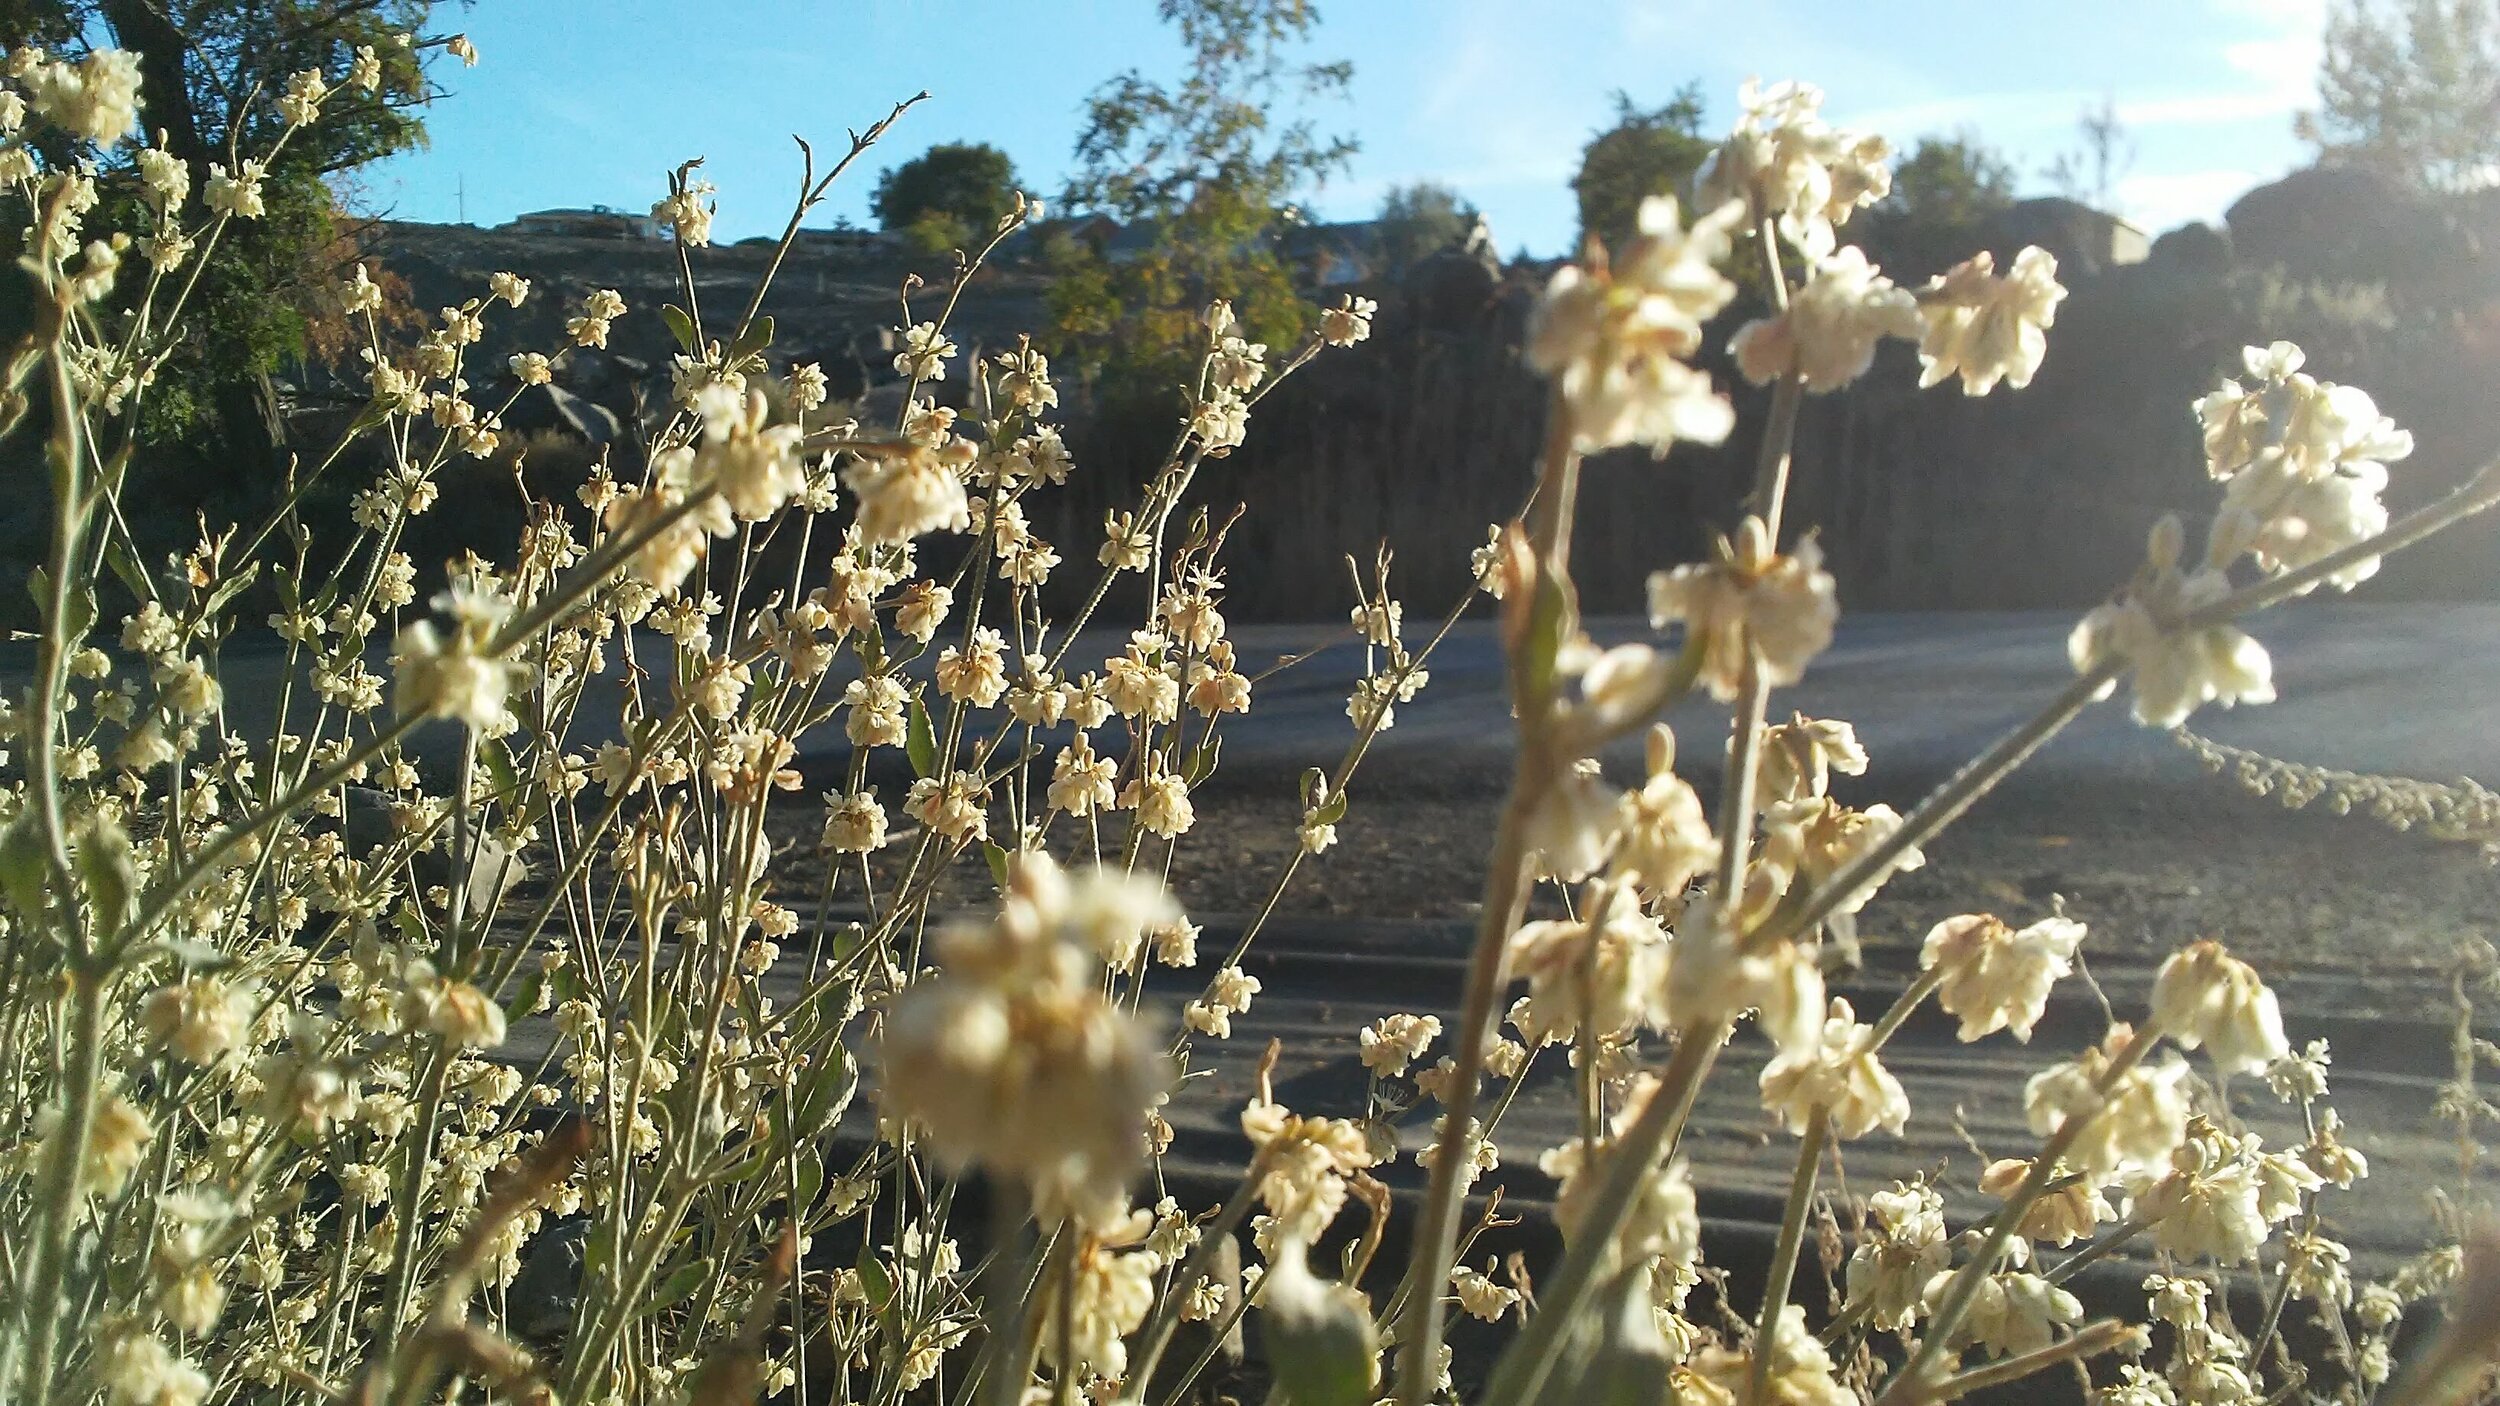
[2115,167,2262,231]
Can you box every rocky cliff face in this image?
[353,172,2500,621]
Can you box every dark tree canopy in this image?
[2302,0,2500,191]
[1864,131,2018,278]
[1571,86,1711,253]
[871,141,1022,256]
[4,0,450,465]
[1375,180,1476,270]
[1047,0,1354,392]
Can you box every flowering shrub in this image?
[2,38,2498,1406]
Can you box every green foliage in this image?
[9,1,445,477]
[1571,86,1711,253]
[1864,131,2017,278]
[1049,0,1355,398]
[1376,180,1477,269]
[871,141,1021,249]
[2303,0,2500,191]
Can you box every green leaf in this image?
[481,739,521,802]
[789,1044,858,1140]
[1511,567,1570,713]
[661,304,699,355]
[905,694,937,777]
[73,814,137,933]
[730,314,776,361]
[646,1257,713,1316]
[101,538,150,605]
[983,841,1010,889]
[1183,736,1222,787]
[853,1249,895,1311]
[1314,790,1349,825]
[0,814,48,920]
[1260,1248,1379,1406]
[197,562,262,629]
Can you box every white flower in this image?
[1648,516,1838,700]
[1241,1095,1373,1243]
[1846,1181,1951,1331]
[393,620,513,731]
[1732,247,1921,392]
[2023,1024,2191,1182]
[30,48,143,149]
[1523,758,1621,882]
[1698,78,1891,259]
[489,270,529,307]
[652,178,716,246]
[843,442,973,544]
[2070,518,2274,728]
[1926,1271,2082,1358]
[204,160,267,219]
[1610,727,1719,897]
[1526,194,1743,454]
[1357,1012,1442,1078]
[140,975,255,1065]
[1506,886,1671,1045]
[1320,293,1376,346]
[1690,1303,1853,1406]
[821,790,889,854]
[399,959,507,1049]
[880,856,1172,1225]
[1759,997,1910,1139]
[1914,246,2067,395]
[1921,913,2085,1042]
[1451,1260,1520,1322]
[99,1330,209,1406]
[276,67,328,126]
[1541,1074,1700,1270]
[2150,940,2288,1076]
[692,383,807,520]
[893,320,957,380]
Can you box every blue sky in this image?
[367,0,2327,256]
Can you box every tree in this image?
[3,1,448,478]
[1375,181,1477,270]
[1571,86,1711,252]
[1047,0,1354,394]
[1864,131,2017,278]
[871,141,1021,256]
[2045,95,2136,209]
[2301,0,2500,191]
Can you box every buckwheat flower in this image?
[204,159,266,218]
[1733,247,1920,391]
[1105,641,1179,721]
[31,47,142,148]
[349,44,382,90]
[277,67,328,126]
[2305,1107,2368,1187]
[894,580,953,641]
[1523,758,1621,882]
[99,1330,209,1406]
[1210,334,1267,394]
[1151,915,1200,968]
[1185,965,1262,1039]
[1760,997,1910,1139]
[1926,1271,2083,1358]
[1320,293,1377,346]
[906,770,990,843]
[1191,391,1250,453]
[400,959,506,1048]
[41,1086,153,1197]
[2024,1024,2191,1182]
[1698,78,1889,260]
[153,656,221,718]
[1981,1156,2112,1246]
[1691,1304,1850,1406]
[1358,1013,1442,1078]
[1451,1260,1520,1322]
[882,860,1171,1224]
[445,33,479,64]
[1050,735,1119,817]
[1506,886,1671,1045]
[2135,1124,2275,1265]
[1041,1232,1162,1380]
[1847,1180,1952,1331]
[2070,517,2274,728]
[1123,762,1195,838]
[0,90,22,133]
[1915,246,2067,394]
[788,361,829,412]
[933,631,1009,711]
[884,320,954,381]
[136,145,188,210]
[993,342,1057,410]
[652,178,715,246]
[1649,516,1837,700]
[487,269,528,307]
[141,975,254,1065]
[392,620,511,730]
[1921,913,2084,1042]
[1527,194,1743,454]
[689,383,807,519]
[1670,898,1826,1055]
[2151,940,2286,1076]
[843,442,972,543]
[1758,796,1923,916]
[1542,1076,1700,1270]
